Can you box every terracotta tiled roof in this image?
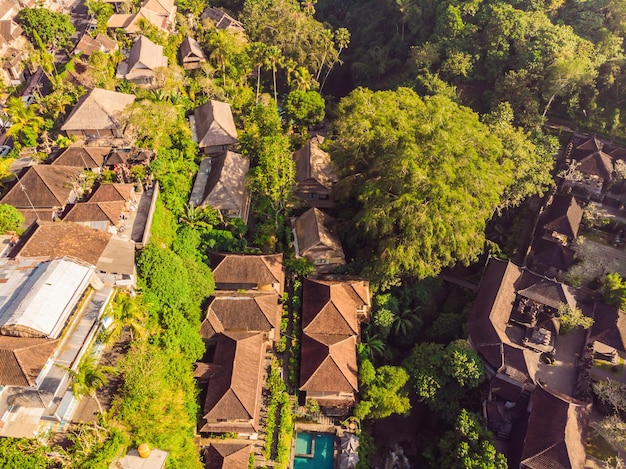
[542,194,583,239]
[521,386,590,469]
[299,333,358,393]
[467,258,524,369]
[203,443,251,469]
[63,201,126,224]
[194,100,238,149]
[201,332,264,432]
[302,278,369,336]
[210,253,284,294]
[15,221,112,265]
[530,239,575,273]
[52,146,111,168]
[0,336,58,386]
[61,88,135,132]
[201,291,280,339]
[1,165,81,209]
[88,183,135,202]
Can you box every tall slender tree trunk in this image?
[256,65,262,102]
[273,67,278,104]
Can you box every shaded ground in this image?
[70,334,130,424]
[568,235,626,286]
[536,328,586,397]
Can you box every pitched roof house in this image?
[117,35,168,86]
[541,193,584,243]
[299,278,370,411]
[193,100,238,154]
[200,7,244,33]
[73,33,117,56]
[293,207,345,273]
[11,221,136,287]
[199,331,265,435]
[210,253,284,295]
[0,256,120,437]
[203,443,251,469]
[61,88,135,140]
[293,136,337,208]
[88,183,136,203]
[107,0,176,33]
[519,386,590,469]
[0,165,81,223]
[189,152,250,222]
[179,36,206,70]
[52,146,111,169]
[201,291,281,341]
[62,201,127,232]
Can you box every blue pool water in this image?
[293,432,335,469]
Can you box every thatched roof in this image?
[52,146,111,168]
[194,100,238,149]
[210,253,284,294]
[192,152,249,217]
[179,36,205,62]
[126,35,167,78]
[294,136,337,188]
[61,88,135,132]
[201,291,280,338]
[300,333,358,394]
[0,165,81,209]
[542,194,583,239]
[0,336,58,386]
[203,443,251,469]
[521,386,590,469]
[574,150,614,180]
[0,20,21,43]
[201,331,264,433]
[518,280,577,311]
[294,207,344,258]
[590,303,626,351]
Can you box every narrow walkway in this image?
[41,286,114,415]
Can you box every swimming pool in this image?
[293,431,335,469]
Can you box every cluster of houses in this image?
[469,134,626,469]
[196,252,370,467]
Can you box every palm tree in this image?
[106,292,148,342]
[320,28,350,93]
[264,46,283,104]
[291,66,314,91]
[392,308,422,337]
[65,355,115,415]
[315,29,334,82]
[250,42,267,102]
[5,96,44,146]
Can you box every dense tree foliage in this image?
[354,359,411,420]
[403,340,484,421]
[603,272,626,309]
[433,410,508,469]
[0,204,24,233]
[17,8,75,50]
[0,438,49,469]
[331,87,550,287]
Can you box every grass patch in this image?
[587,427,618,461]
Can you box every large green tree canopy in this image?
[331,87,548,287]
